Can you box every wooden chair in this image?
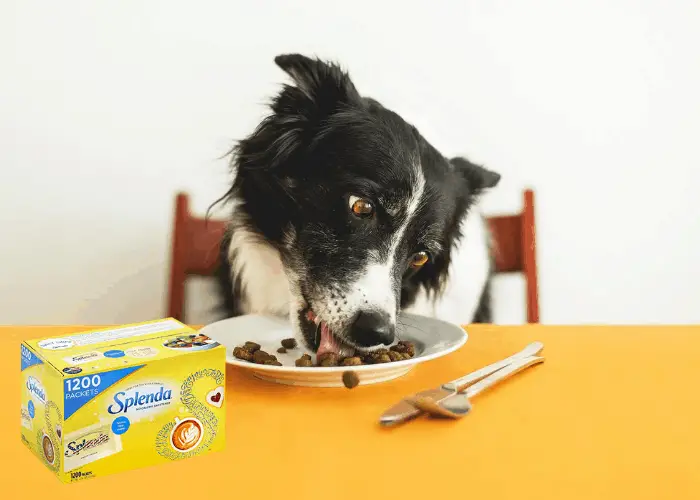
[487,189,539,323]
[166,193,227,322]
[166,190,539,323]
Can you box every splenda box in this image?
[20,318,226,483]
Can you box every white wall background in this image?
[1,0,699,325]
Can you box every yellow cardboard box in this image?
[20,318,226,483]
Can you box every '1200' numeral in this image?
[65,375,101,392]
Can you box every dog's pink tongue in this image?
[316,323,340,359]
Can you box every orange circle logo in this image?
[170,418,203,452]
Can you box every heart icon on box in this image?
[206,386,224,408]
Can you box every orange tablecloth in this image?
[4,325,700,498]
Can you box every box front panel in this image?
[60,348,225,482]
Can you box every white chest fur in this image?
[227,226,291,317]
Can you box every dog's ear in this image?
[274,54,361,113]
[234,55,361,176]
[450,157,501,193]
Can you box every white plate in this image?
[200,313,467,387]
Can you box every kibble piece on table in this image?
[281,338,297,349]
[277,347,287,354]
[342,371,360,389]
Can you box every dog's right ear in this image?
[273,54,361,116]
[450,157,501,194]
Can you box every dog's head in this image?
[231,54,500,356]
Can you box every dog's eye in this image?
[409,251,430,269]
[349,195,374,219]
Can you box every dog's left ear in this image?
[233,55,363,178]
[274,54,361,111]
[450,157,501,193]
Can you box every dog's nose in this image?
[350,311,395,347]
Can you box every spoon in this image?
[379,341,544,427]
[405,355,545,419]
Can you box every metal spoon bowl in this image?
[405,355,545,419]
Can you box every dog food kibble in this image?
[388,351,403,362]
[233,340,416,367]
[250,350,265,363]
[233,346,254,362]
[342,371,360,389]
[318,352,340,367]
[390,340,415,357]
[376,354,391,363]
[253,350,273,364]
[244,341,261,353]
[295,356,313,367]
[360,352,386,364]
[281,338,297,349]
[357,342,416,364]
[341,356,362,366]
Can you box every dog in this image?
[215,54,500,358]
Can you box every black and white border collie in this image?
[215,54,500,358]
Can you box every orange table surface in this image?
[3,325,700,499]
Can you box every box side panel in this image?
[20,343,64,481]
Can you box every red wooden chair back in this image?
[487,189,539,323]
[166,193,226,322]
